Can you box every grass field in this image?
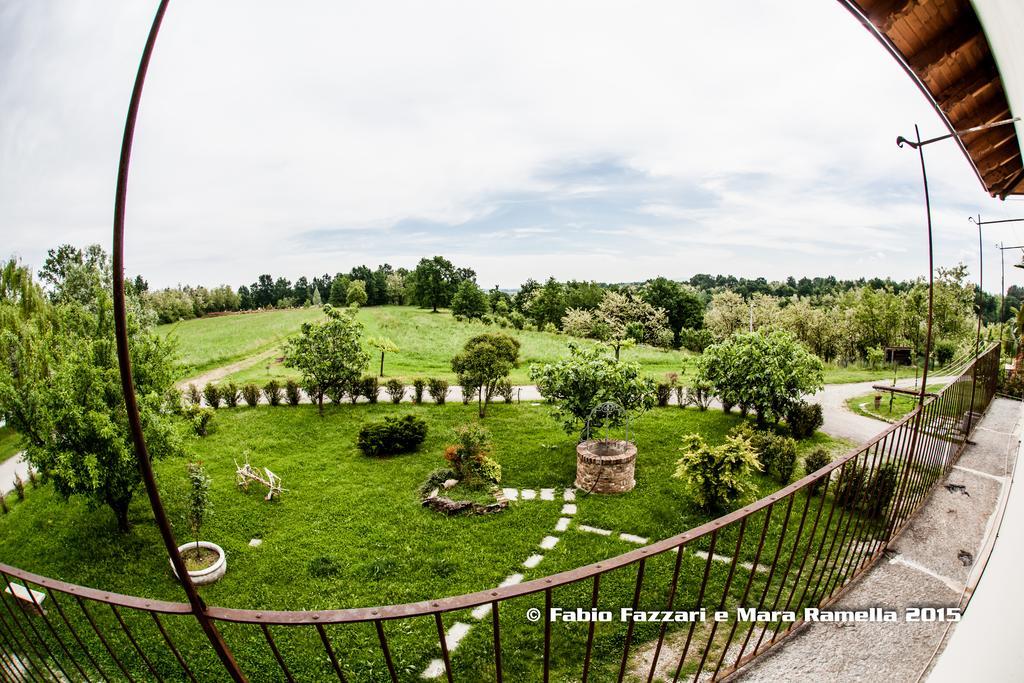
[821,362,923,385]
[0,402,848,681]
[0,426,21,461]
[200,306,694,387]
[157,307,325,380]
[845,384,945,423]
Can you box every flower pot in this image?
[170,541,226,586]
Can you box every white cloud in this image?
[1,0,1022,293]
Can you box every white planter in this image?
[170,541,226,586]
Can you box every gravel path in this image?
[175,348,280,391]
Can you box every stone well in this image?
[575,439,637,494]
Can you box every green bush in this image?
[444,423,501,484]
[13,474,25,501]
[412,379,426,404]
[185,404,215,436]
[263,380,283,406]
[748,430,798,483]
[803,448,833,495]
[786,401,823,439]
[835,463,867,510]
[543,322,558,334]
[385,379,405,404]
[674,433,760,511]
[508,311,526,330]
[222,382,240,408]
[241,383,261,407]
[655,382,672,407]
[202,383,221,409]
[678,327,714,353]
[427,378,449,404]
[460,381,479,405]
[357,415,429,457]
[186,383,202,406]
[419,468,459,497]
[361,376,380,404]
[285,380,302,406]
[494,379,514,403]
[934,339,957,367]
[864,463,899,519]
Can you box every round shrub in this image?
[864,463,899,519]
[803,448,833,495]
[263,380,283,406]
[385,379,405,404]
[202,383,221,409]
[361,376,380,404]
[357,415,429,457]
[444,423,501,484]
[655,382,672,407]
[222,382,240,408]
[786,401,824,439]
[412,379,426,404]
[285,379,302,407]
[749,431,798,484]
[241,383,261,407]
[427,378,449,404]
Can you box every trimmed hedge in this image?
[357,415,429,457]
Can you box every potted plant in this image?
[170,461,226,585]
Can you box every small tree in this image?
[202,383,221,409]
[530,343,655,440]
[451,281,490,320]
[283,305,370,415]
[451,333,520,417]
[674,434,761,511]
[696,330,824,426]
[347,280,368,308]
[263,380,283,406]
[185,461,212,549]
[368,336,399,377]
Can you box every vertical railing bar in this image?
[581,574,600,683]
[75,598,134,682]
[315,624,348,682]
[0,614,31,683]
[491,601,503,683]
[0,603,46,683]
[826,438,885,603]
[21,582,89,682]
[48,592,109,682]
[0,630,18,683]
[617,559,646,683]
[433,613,454,683]
[752,481,816,655]
[259,624,294,683]
[733,494,795,666]
[374,620,398,683]
[693,517,747,682]
[646,543,688,683]
[110,605,163,683]
[884,419,918,538]
[544,588,553,683]
[814,454,869,605]
[898,403,935,529]
[0,575,61,682]
[714,505,774,679]
[817,450,873,602]
[791,466,841,612]
[865,427,913,566]
[672,529,719,683]
[804,458,860,608]
[150,613,196,683]
[770,469,833,643]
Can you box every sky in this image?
[3,0,1024,293]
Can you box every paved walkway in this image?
[0,451,28,496]
[733,397,1022,682]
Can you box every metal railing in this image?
[0,344,1001,681]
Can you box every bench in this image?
[4,583,46,615]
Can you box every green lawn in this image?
[0,403,848,681]
[0,426,21,461]
[821,362,923,385]
[215,306,693,387]
[845,384,945,423]
[157,307,326,380]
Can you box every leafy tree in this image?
[411,256,460,312]
[594,291,672,358]
[283,305,370,414]
[347,280,368,308]
[386,271,407,305]
[329,274,350,306]
[674,433,761,511]
[451,280,490,319]
[368,336,399,376]
[641,277,705,343]
[0,259,180,531]
[525,278,567,329]
[696,330,824,426]
[530,343,655,439]
[38,244,110,306]
[450,333,520,417]
[311,287,322,306]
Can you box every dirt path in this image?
[176,348,280,390]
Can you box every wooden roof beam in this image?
[861,0,918,34]
[983,161,1023,190]
[972,129,1020,165]
[995,168,1024,199]
[935,65,999,111]
[977,149,1021,178]
[905,20,984,84]
[955,97,1011,134]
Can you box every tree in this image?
[641,277,705,344]
[283,305,369,414]
[451,333,520,417]
[696,330,824,426]
[530,343,656,439]
[386,271,407,305]
[347,280,368,308]
[594,291,672,359]
[311,287,322,306]
[526,278,567,329]
[38,244,110,305]
[451,280,490,319]
[410,256,460,312]
[329,274,350,306]
[185,461,212,548]
[0,254,180,531]
[368,336,399,376]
